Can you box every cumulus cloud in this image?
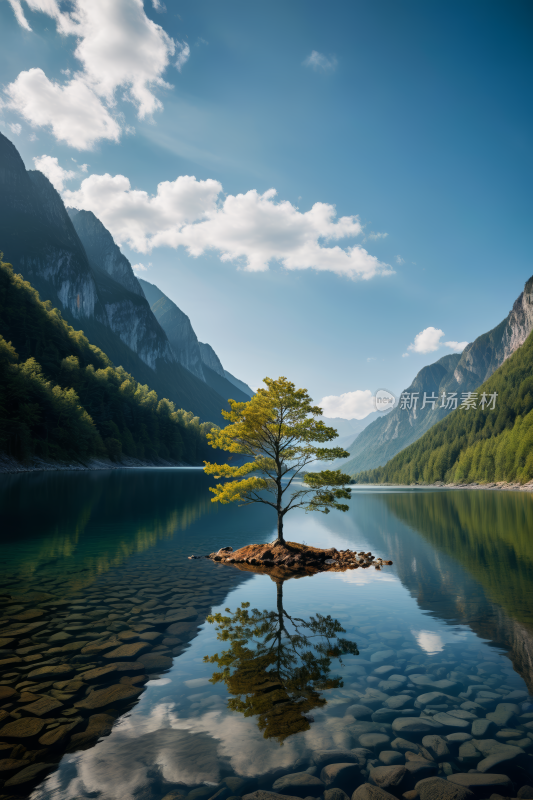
[444,340,468,353]
[303,51,338,73]
[320,389,376,420]
[4,0,182,148]
[4,69,121,150]
[63,173,393,279]
[406,327,469,356]
[33,154,76,191]
[367,231,388,240]
[132,263,148,272]
[8,122,22,135]
[407,326,445,354]
[395,255,405,265]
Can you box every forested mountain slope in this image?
[341,273,533,476]
[0,259,216,466]
[353,327,533,485]
[0,132,234,424]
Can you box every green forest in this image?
[352,329,533,485]
[0,258,218,465]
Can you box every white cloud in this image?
[4,69,121,150]
[303,51,338,73]
[63,174,393,279]
[406,328,469,356]
[407,326,445,354]
[395,255,405,265]
[175,41,190,72]
[444,340,468,353]
[132,263,148,272]
[402,352,409,358]
[367,231,388,240]
[366,357,375,362]
[80,163,89,172]
[320,389,376,420]
[6,0,31,31]
[5,0,182,148]
[33,154,76,191]
[8,122,22,135]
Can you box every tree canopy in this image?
[204,376,352,543]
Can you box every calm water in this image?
[1,470,533,799]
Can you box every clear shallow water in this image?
[1,470,533,799]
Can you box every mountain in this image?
[321,415,376,441]
[140,279,252,404]
[139,278,205,380]
[0,257,215,466]
[341,274,533,476]
[224,370,255,398]
[0,132,234,425]
[353,324,533,485]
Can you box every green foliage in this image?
[353,330,533,485]
[0,258,217,464]
[204,376,352,542]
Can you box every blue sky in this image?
[1,0,532,417]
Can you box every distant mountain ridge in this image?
[341,274,533,476]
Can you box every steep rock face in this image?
[199,342,225,377]
[0,132,106,324]
[68,209,144,297]
[140,279,205,380]
[91,266,176,370]
[342,275,533,476]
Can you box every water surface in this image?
[1,471,533,799]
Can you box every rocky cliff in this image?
[0,132,232,424]
[141,279,252,403]
[139,279,205,380]
[342,274,533,476]
[199,342,225,376]
[68,209,145,297]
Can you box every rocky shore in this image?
[0,453,195,475]
[205,542,393,576]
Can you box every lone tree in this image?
[203,376,352,544]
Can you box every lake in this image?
[1,469,533,800]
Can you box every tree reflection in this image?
[204,580,358,744]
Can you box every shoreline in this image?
[350,479,533,492]
[0,453,199,475]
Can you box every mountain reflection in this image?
[204,579,359,744]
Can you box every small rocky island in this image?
[203,542,393,576]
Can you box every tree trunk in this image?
[275,512,285,545]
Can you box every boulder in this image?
[351,783,398,800]
[0,758,31,777]
[223,777,258,795]
[348,705,375,720]
[415,777,474,800]
[378,752,404,766]
[321,763,362,792]
[325,790,350,800]
[244,793,302,800]
[19,695,63,717]
[369,765,407,791]
[359,734,391,751]
[421,736,451,761]
[103,642,150,661]
[27,664,74,681]
[391,738,419,753]
[446,774,512,797]
[392,718,444,737]
[67,713,117,751]
[432,713,470,731]
[486,704,520,728]
[272,772,325,798]
[471,719,496,738]
[4,762,52,788]
[0,716,46,742]
[75,683,142,711]
[313,751,364,770]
